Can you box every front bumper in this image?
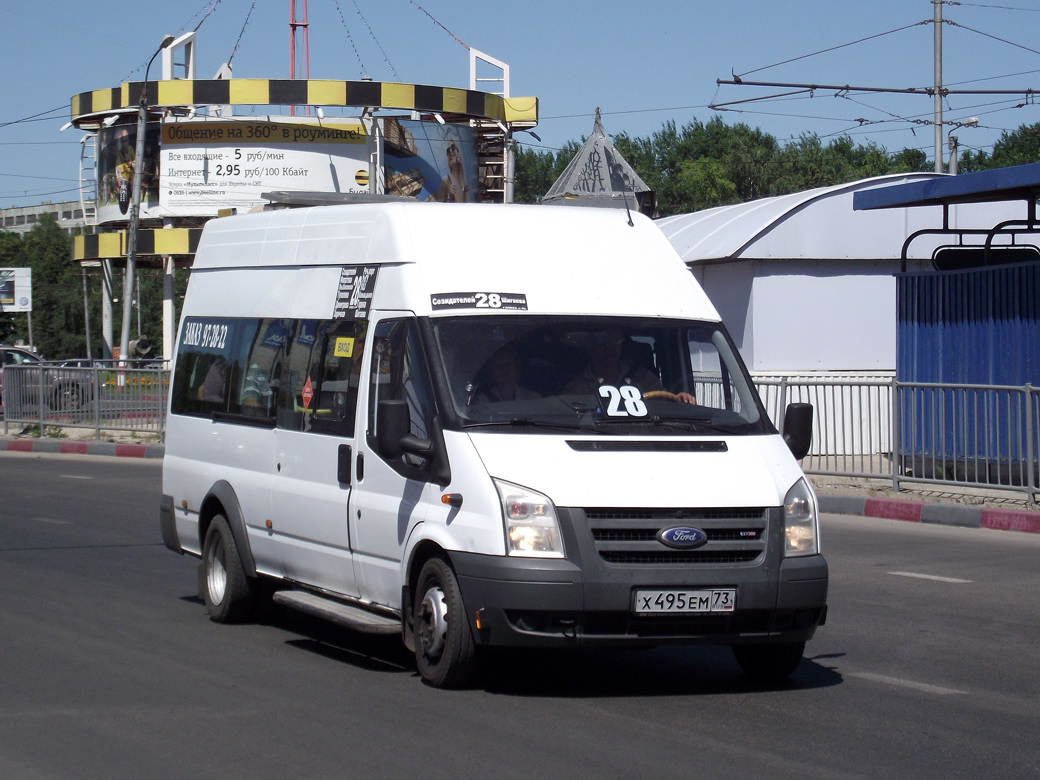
[450,506,828,648]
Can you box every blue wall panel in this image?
[897,261,1040,481]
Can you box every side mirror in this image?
[376,400,410,459]
[376,399,435,460]
[783,403,813,460]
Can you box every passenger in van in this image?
[564,330,697,404]
[197,357,229,403]
[240,364,272,411]
[472,346,539,403]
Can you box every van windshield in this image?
[431,315,772,436]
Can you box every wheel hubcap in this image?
[207,537,227,605]
[417,585,448,660]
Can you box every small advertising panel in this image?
[0,268,32,312]
[159,117,370,216]
[383,119,478,202]
[96,123,162,226]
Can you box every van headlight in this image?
[783,478,820,557]
[494,479,565,558]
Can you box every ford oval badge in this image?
[657,526,708,550]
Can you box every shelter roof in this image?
[656,174,942,263]
[853,162,1040,210]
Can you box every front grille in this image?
[600,550,762,565]
[582,507,770,566]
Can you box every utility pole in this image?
[934,0,944,173]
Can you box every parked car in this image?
[0,345,42,416]
[1,347,95,415]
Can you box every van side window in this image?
[171,317,239,415]
[368,318,436,447]
[276,320,321,431]
[308,320,368,437]
[229,319,288,419]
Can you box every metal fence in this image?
[3,363,1036,502]
[1,362,168,440]
[758,376,1039,503]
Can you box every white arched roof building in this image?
[656,174,1029,376]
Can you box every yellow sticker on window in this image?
[333,337,355,358]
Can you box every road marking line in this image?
[33,517,72,525]
[61,475,93,480]
[889,571,973,584]
[849,672,967,696]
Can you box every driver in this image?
[473,346,539,403]
[563,329,696,404]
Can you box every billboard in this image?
[0,268,32,312]
[96,122,162,226]
[159,117,370,216]
[383,119,478,202]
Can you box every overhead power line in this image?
[332,0,368,76]
[945,19,1040,57]
[0,106,68,130]
[408,1,468,49]
[735,20,930,79]
[714,78,1039,99]
[949,2,1040,11]
[353,1,399,80]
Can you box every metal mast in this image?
[290,0,309,116]
[934,0,943,173]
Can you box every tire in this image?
[732,641,805,681]
[202,514,256,623]
[52,383,85,412]
[413,556,478,688]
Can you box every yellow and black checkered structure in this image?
[74,229,203,263]
[71,79,538,125]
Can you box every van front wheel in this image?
[202,515,255,623]
[413,557,478,688]
[732,641,805,681]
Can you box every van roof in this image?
[192,202,720,320]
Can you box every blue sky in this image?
[2,0,1039,209]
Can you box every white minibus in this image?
[161,200,827,687]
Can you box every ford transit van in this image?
[160,200,827,687]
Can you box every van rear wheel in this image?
[413,557,478,688]
[202,514,255,623]
[732,641,805,681]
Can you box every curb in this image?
[818,495,1040,535]
[0,437,164,459]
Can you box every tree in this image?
[0,231,22,343]
[17,215,82,358]
[516,118,1040,217]
[891,147,930,173]
[988,123,1040,168]
[676,157,738,212]
[514,140,581,204]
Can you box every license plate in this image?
[634,589,736,614]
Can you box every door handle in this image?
[356,452,364,482]
[337,444,351,485]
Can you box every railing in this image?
[758,376,1039,503]
[1,362,169,441]
[3,363,1037,502]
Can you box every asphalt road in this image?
[1,451,1037,780]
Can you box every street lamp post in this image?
[120,34,174,366]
